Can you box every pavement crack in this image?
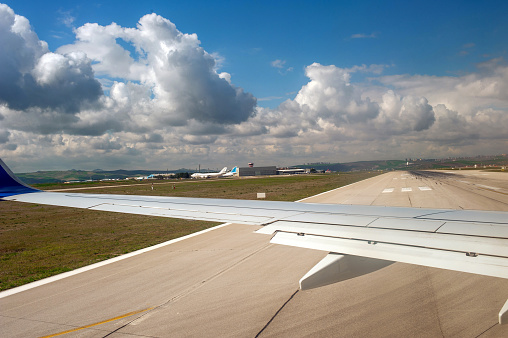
[161,243,274,307]
[100,244,275,337]
[423,268,444,337]
[101,315,157,338]
[475,322,498,337]
[255,289,299,337]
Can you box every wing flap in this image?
[419,209,508,224]
[280,212,377,227]
[437,221,508,238]
[258,220,508,258]
[270,231,508,279]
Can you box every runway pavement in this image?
[1,170,508,337]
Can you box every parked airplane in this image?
[222,166,238,177]
[1,158,508,324]
[191,167,227,179]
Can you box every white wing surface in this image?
[5,190,508,280]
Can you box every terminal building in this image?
[238,166,277,177]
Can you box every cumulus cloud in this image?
[294,63,380,124]
[0,5,102,113]
[0,5,256,143]
[377,91,435,133]
[231,60,507,165]
[58,13,256,126]
[0,129,10,144]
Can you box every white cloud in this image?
[0,4,102,114]
[294,63,380,124]
[229,61,507,165]
[350,32,377,39]
[0,129,10,144]
[271,59,286,69]
[57,9,75,28]
[271,59,293,75]
[57,13,256,126]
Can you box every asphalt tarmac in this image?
[1,170,508,337]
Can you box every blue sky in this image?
[1,1,508,171]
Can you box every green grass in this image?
[57,172,380,201]
[0,172,380,291]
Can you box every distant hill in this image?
[16,168,192,184]
[298,160,408,172]
[298,154,508,172]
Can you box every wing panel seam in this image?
[274,229,508,259]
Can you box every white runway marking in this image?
[477,184,501,190]
[0,222,233,299]
[418,187,432,191]
[458,181,501,191]
[382,188,394,193]
[401,188,412,192]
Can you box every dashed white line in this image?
[382,188,394,193]
[401,188,412,192]
[418,186,432,191]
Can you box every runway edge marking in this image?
[0,223,232,299]
[296,173,384,202]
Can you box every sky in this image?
[1,1,508,172]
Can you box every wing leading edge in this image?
[2,159,508,324]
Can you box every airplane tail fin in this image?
[231,166,238,173]
[0,159,39,198]
[220,167,228,174]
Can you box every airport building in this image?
[238,166,277,177]
[277,168,309,175]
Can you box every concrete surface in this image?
[1,170,508,337]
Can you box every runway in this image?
[1,170,508,337]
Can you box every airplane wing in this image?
[2,159,508,323]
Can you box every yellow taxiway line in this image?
[40,307,154,338]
